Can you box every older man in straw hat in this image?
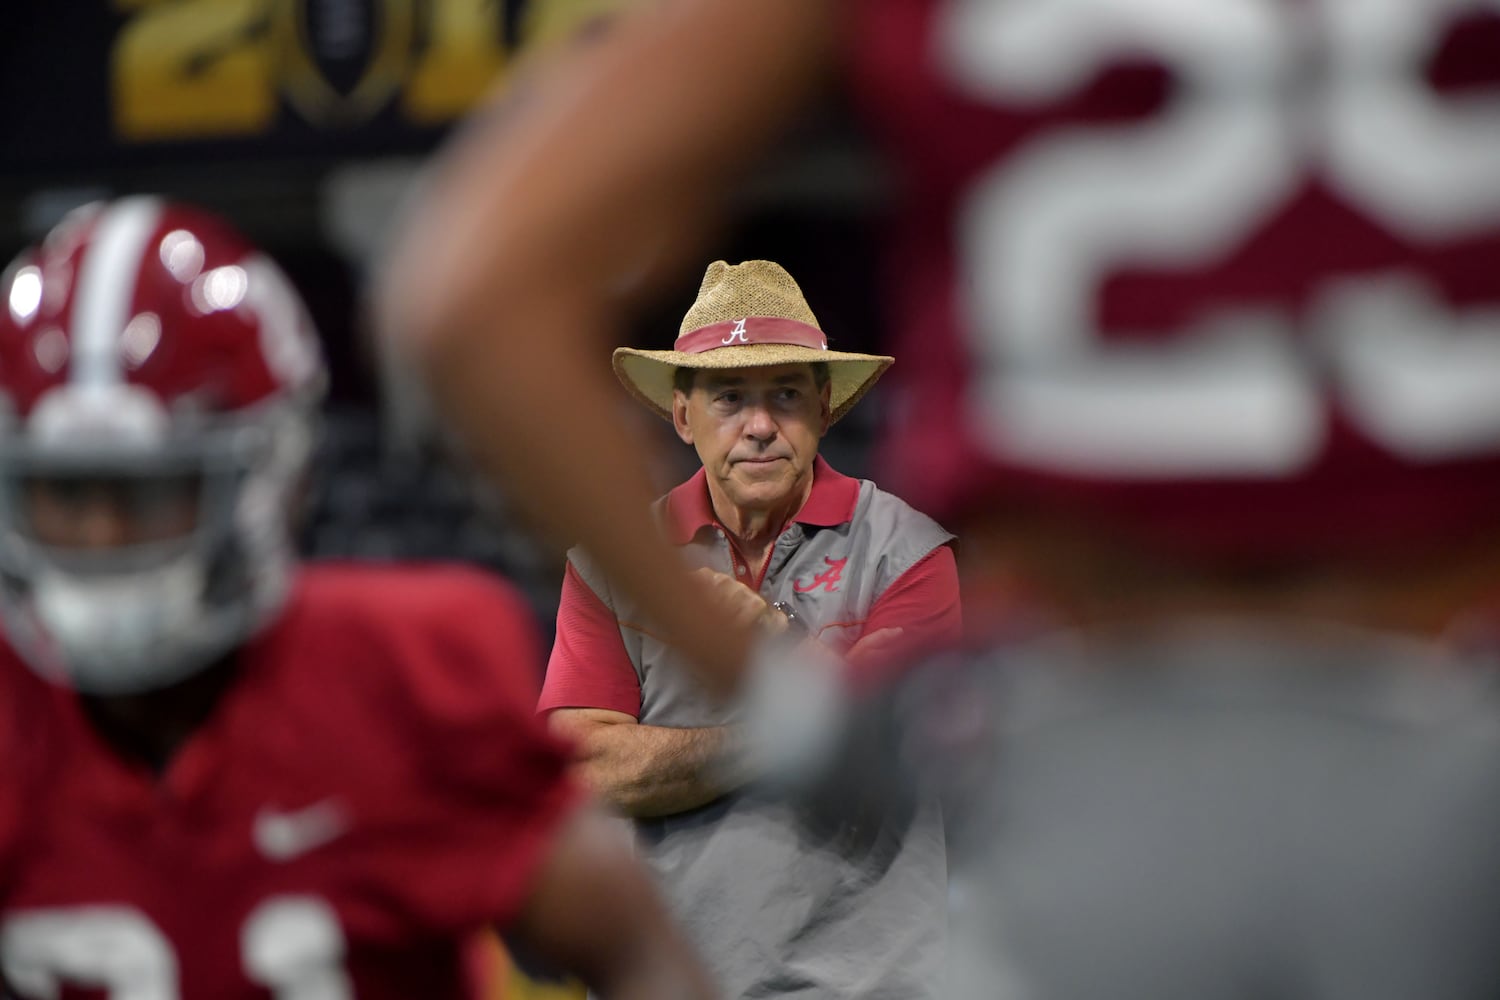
[539,260,960,999]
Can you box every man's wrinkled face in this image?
[672,364,831,513]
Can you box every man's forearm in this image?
[572,722,747,818]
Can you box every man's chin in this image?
[731,459,789,480]
[727,470,795,502]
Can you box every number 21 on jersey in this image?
[1,898,349,999]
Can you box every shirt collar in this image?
[663,456,859,545]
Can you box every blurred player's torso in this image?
[0,564,579,1000]
[851,0,1500,559]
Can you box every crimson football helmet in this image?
[0,197,326,693]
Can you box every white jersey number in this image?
[941,0,1500,474]
[1,898,351,999]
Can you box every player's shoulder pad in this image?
[292,565,558,794]
[282,562,545,715]
[291,561,538,639]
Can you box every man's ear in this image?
[818,380,833,436]
[672,390,694,444]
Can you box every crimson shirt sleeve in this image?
[850,545,963,683]
[537,561,642,717]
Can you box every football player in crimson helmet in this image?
[0,198,714,1000]
[0,196,323,695]
[382,2,1500,997]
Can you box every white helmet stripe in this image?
[70,196,163,389]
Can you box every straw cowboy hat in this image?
[612,260,894,424]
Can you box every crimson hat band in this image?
[673,317,828,355]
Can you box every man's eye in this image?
[716,392,740,405]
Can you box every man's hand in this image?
[691,568,789,635]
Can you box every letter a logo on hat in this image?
[722,318,749,345]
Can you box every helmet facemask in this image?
[0,387,316,695]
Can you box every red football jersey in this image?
[0,564,584,999]
[849,0,1500,563]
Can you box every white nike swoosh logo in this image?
[254,799,349,862]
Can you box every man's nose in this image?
[742,399,778,440]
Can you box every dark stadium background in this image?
[0,0,892,644]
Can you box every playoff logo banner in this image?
[2,0,626,170]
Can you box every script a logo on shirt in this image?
[794,556,847,594]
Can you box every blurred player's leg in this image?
[475,932,584,1000]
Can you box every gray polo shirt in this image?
[560,458,954,999]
